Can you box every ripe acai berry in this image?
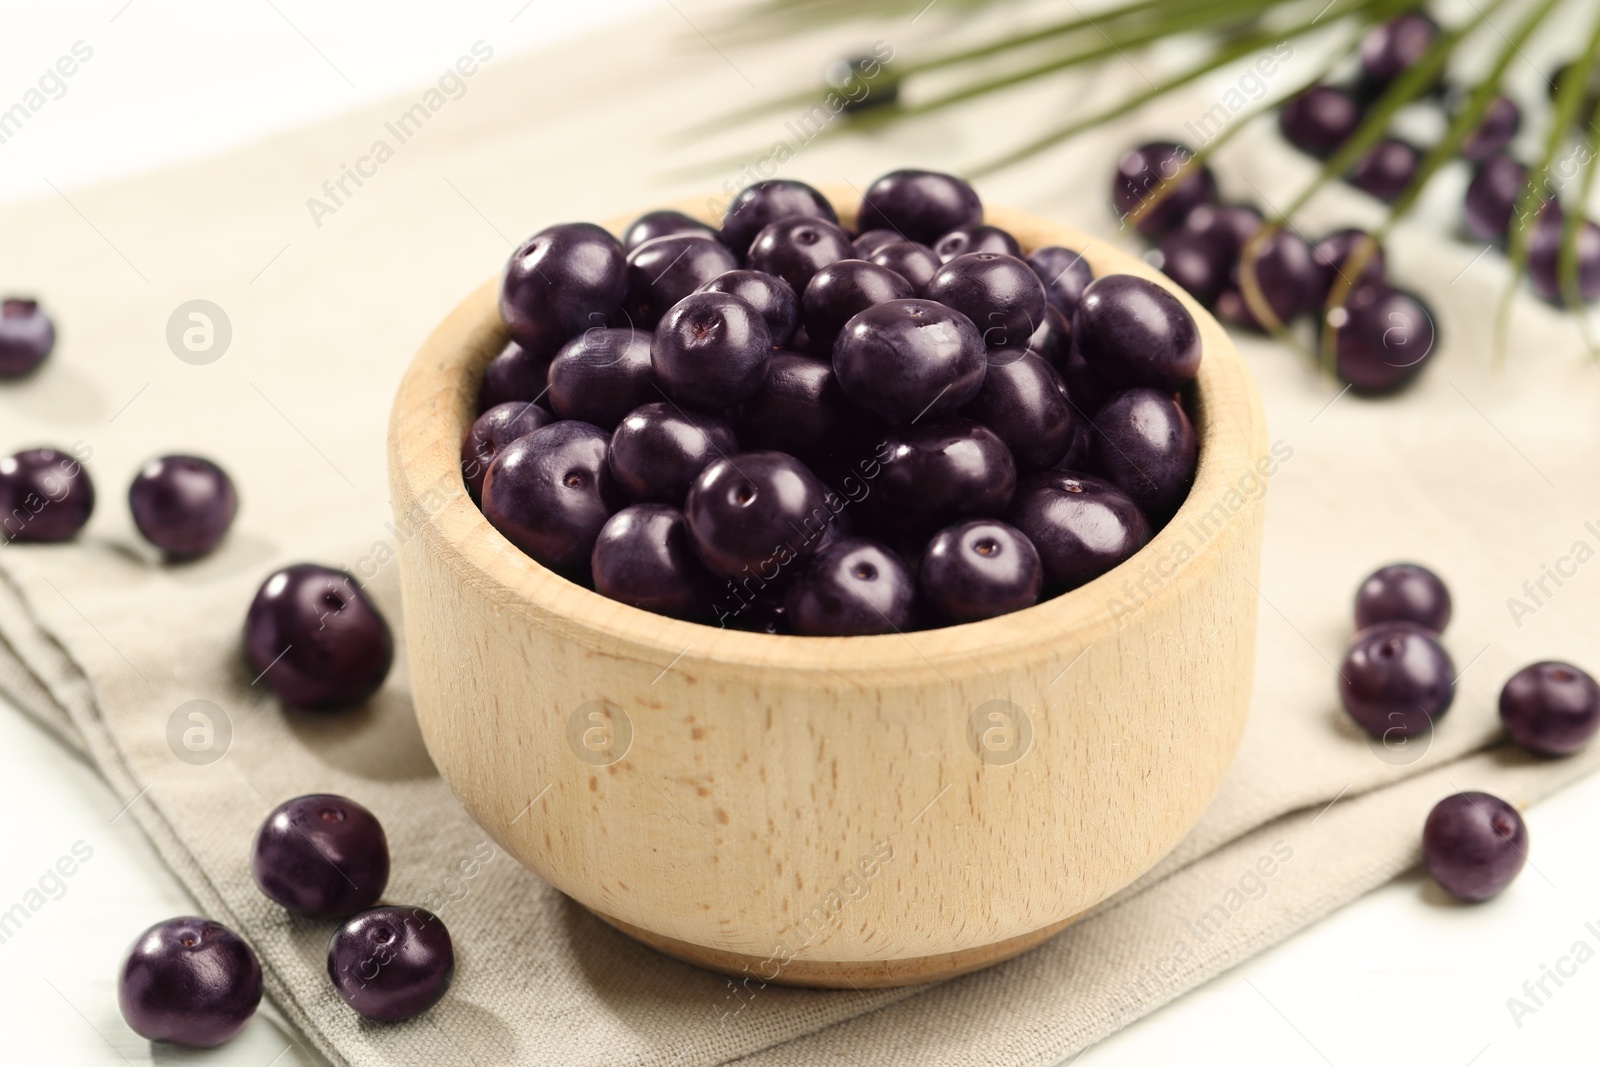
[918,519,1043,624]
[476,338,553,413]
[1354,562,1451,633]
[925,252,1048,350]
[684,452,836,579]
[697,269,800,347]
[1279,85,1360,158]
[481,421,623,576]
[0,297,55,378]
[461,401,554,502]
[1338,621,1455,739]
[1326,284,1438,395]
[1499,661,1600,757]
[832,299,987,424]
[961,349,1076,471]
[1089,387,1198,523]
[1423,791,1527,902]
[128,454,238,559]
[720,179,838,256]
[621,208,718,252]
[0,447,95,543]
[499,223,627,358]
[745,215,855,295]
[546,326,656,430]
[623,233,739,328]
[784,536,915,636]
[867,240,942,295]
[652,291,773,408]
[865,420,1017,540]
[1006,471,1150,592]
[118,918,262,1047]
[802,259,915,348]
[328,906,455,1022]
[244,564,394,710]
[608,402,737,505]
[1025,245,1094,317]
[855,169,983,245]
[252,794,389,918]
[1111,141,1215,235]
[592,504,717,619]
[932,223,1022,263]
[1073,274,1201,390]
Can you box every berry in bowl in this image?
[388,173,1267,987]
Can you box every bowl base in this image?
[587,908,1083,988]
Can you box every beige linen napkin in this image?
[2,5,1597,1065]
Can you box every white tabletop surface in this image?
[4,4,1600,1065]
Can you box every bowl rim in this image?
[388,186,1267,678]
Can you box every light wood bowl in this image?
[387,189,1268,988]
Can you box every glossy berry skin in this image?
[866,420,1016,539]
[1327,285,1438,394]
[622,234,739,328]
[1464,155,1529,242]
[1026,246,1094,318]
[118,918,262,1048]
[0,297,54,378]
[609,402,736,505]
[833,299,987,424]
[1354,562,1452,633]
[128,454,238,559]
[499,223,627,358]
[0,447,94,543]
[1310,229,1386,308]
[918,520,1042,625]
[1499,661,1600,757]
[1112,141,1215,235]
[1182,203,1262,262]
[1461,95,1519,162]
[1057,340,1114,416]
[745,216,855,295]
[482,422,622,574]
[853,229,903,258]
[1338,621,1455,738]
[927,252,1048,350]
[546,327,655,430]
[1526,204,1600,303]
[867,240,941,295]
[1024,305,1073,368]
[738,351,873,468]
[1154,228,1230,307]
[785,537,914,636]
[1006,471,1150,592]
[1090,388,1197,522]
[622,209,717,252]
[244,564,393,710]
[252,794,389,918]
[963,349,1076,470]
[685,452,836,578]
[933,223,1021,263]
[1279,85,1359,158]
[1423,792,1527,902]
[461,401,554,502]
[1225,228,1318,329]
[592,504,716,619]
[328,906,454,1023]
[653,292,772,408]
[720,179,838,256]
[1349,138,1417,202]
[1360,12,1438,87]
[1073,274,1201,391]
[856,170,983,245]
[697,269,799,346]
[476,339,553,413]
[803,260,915,347]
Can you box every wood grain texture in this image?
[386,190,1269,987]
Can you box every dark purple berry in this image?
[1006,471,1149,592]
[1025,305,1073,368]
[833,299,987,423]
[1112,141,1215,235]
[720,180,838,256]
[592,504,716,619]
[1464,155,1529,242]
[1526,203,1600,303]
[499,223,626,358]
[685,452,836,579]
[853,229,903,257]
[623,233,739,328]
[867,240,941,295]
[856,170,983,245]
[864,420,1016,540]
[252,794,389,918]
[128,454,238,559]
[1349,138,1418,202]
[1279,85,1360,158]
[919,520,1042,624]
[476,339,553,413]
[963,349,1076,470]
[609,402,736,505]
[1224,228,1318,329]
[545,327,654,430]
[1073,274,1201,390]
[118,918,261,1047]
[1182,203,1263,261]
[1327,284,1438,395]
[0,297,54,378]
[622,209,718,252]
[1089,387,1198,522]
[738,351,874,468]
[1360,12,1438,86]
[244,564,393,710]
[933,223,1021,263]
[926,252,1048,350]
[461,401,555,502]
[1025,246,1094,318]
[785,537,913,635]
[697,269,799,346]
[802,260,914,348]
[1461,95,1519,162]
[1499,661,1600,757]
[0,447,94,543]
[1423,792,1527,902]
[1339,621,1455,738]
[1354,562,1451,633]
[652,291,772,408]
[481,421,622,575]
[745,215,855,295]
[328,906,454,1022]
[1310,229,1386,307]
[1153,227,1230,307]
[1055,340,1114,416]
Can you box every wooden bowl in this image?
[387,190,1268,988]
